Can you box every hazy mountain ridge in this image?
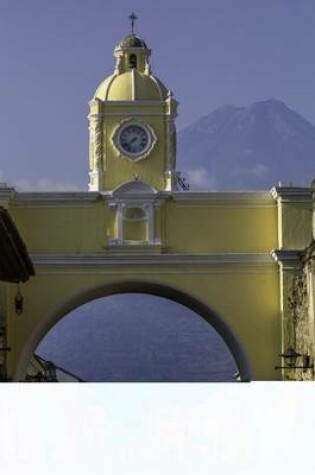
[178,99,315,190]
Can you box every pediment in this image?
[112,181,157,196]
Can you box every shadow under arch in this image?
[15,280,252,382]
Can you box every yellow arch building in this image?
[0,30,314,382]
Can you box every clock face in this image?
[118,125,150,156]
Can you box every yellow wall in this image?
[11,202,108,253]
[279,201,313,249]
[7,261,279,381]
[103,113,166,191]
[9,195,278,254]
[3,190,288,381]
[165,201,278,253]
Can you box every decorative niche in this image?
[105,180,165,252]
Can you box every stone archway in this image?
[15,280,252,382]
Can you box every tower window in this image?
[129,54,137,69]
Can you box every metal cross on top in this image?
[129,12,137,34]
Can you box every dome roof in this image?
[93,70,168,101]
[117,34,148,49]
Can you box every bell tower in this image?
[88,15,179,193]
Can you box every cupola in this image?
[88,13,179,194]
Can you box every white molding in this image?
[172,191,276,207]
[0,186,15,206]
[165,171,179,192]
[33,268,278,276]
[88,170,104,192]
[271,249,303,269]
[102,100,164,106]
[103,74,117,102]
[9,190,277,209]
[106,239,162,252]
[111,180,158,196]
[106,194,166,206]
[111,117,157,162]
[102,112,165,117]
[30,252,275,267]
[149,74,164,100]
[270,186,312,202]
[131,68,136,101]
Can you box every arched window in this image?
[108,181,163,247]
[129,54,137,69]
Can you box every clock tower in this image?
[88,20,178,193]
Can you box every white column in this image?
[117,205,124,243]
[146,205,154,244]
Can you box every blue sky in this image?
[1,0,315,189]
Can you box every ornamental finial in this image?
[129,12,137,34]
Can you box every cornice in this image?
[105,195,167,206]
[171,191,276,208]
[270,186,312,202]
[102,189,170,206]
[31,252,275,267]
[102,100,165,107]
[0,186,15,206]
[101,112,166,118]
[8,189,279,209]
[271,249,304,269]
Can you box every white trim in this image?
[271,249,303,269]
[117,207,123,242]
[9,190,277,209]
[106,195,165,207]
[149,75,164,100]
[131,68,136,101]
[106,239,162,250]
[88,170,104,192]
[102,112,165,117]
[111,180,158,196]
[147,205,154,242]
[104,74,118,102]
[102,100,164,106]
[30,252,275,267]
[87,112,103,120]
[111,117,157,162]
[32,268,278,276]
[270,186,312,202]
[0,187,15,205]
[114,46,152,55]
[172,191,276,207]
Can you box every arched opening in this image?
[16,281,252,382]
[129,53,137,69]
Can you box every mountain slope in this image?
[178,99,315,190]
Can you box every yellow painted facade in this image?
[0,30,314,382]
